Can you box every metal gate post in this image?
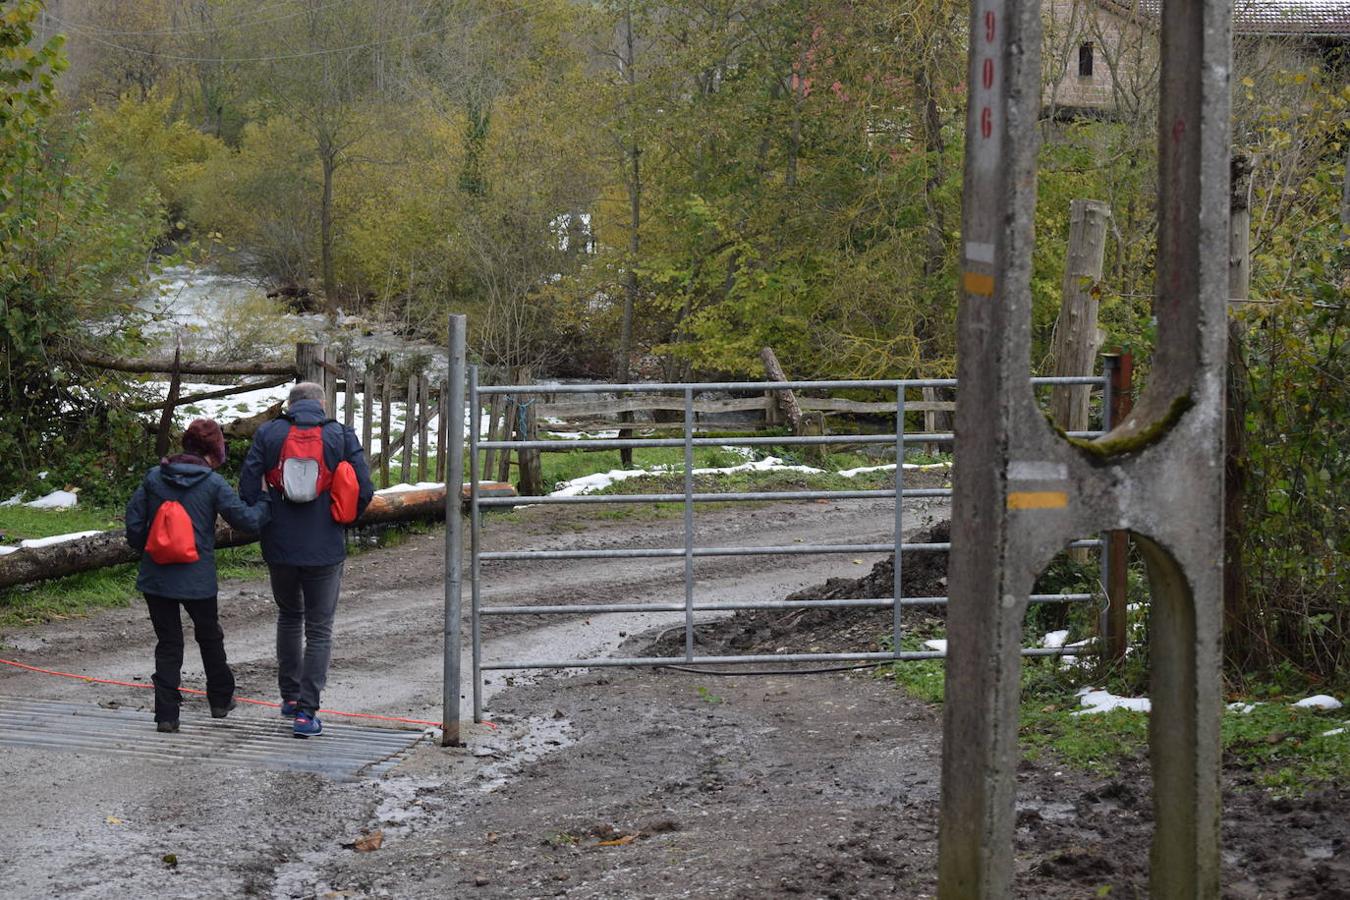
[469,365,484,723]
[938,0,1230,897]
[442,314,467,747]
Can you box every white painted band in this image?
[1008,460,1068,481]
[965,241,995,264]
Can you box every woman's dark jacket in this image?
[125,460,271,599]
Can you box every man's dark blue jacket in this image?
[239,399,376,567]
[126,461,271,599]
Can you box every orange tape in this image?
[963,271,995,296]
[0,657,495,729]
[1007,491,1069,510]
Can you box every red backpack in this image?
[266,418,360,523]
[266,420,334,503]
[145,497,199,565]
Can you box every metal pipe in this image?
[477,375,1105,395]
[481,646,1092,670]
[479,539,1102,561]
[477,487,953,506]
[469,365,483,724]
[479,430,1103,451]
[441,314,466,747]
[478,594,1095,616]
[683,387,695,662]
[893,385,906,658]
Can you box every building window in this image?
[1078,42,1094,78]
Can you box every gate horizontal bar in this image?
[482,646,1092,670]
[480,539,1102,561]
[478,488,953,506]
[479,430,1103,451]
[480,593,1095,616]
[479,375,1105,395]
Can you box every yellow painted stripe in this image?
[1007,491,1069,510]
[963,271,995,296]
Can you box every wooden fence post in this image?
[343,363,356,429]
[518,391,543,496]
[362,365,375,459]
[436,383,449,482]
[323,347,338,416]
[1049,199,1111,431]
[295,342,324,385]
[379,359,392,488]
[155,342,183,459]
[483,392,503,479]
[401,373,416,484]
[418,374,430,483]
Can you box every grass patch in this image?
[882,633,1350,794]
[0,504,123,542]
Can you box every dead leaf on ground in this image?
[343,830,384,852]
[595,833,640,847]
[105,816,124,826]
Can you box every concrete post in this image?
[442,314,467,747]
[937,0,1230,897]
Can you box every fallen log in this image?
[0,482,516,591]
[63,349,296,377]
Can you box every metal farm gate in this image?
[437,346,1126,736]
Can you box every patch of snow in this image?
[547,455,825,498]
[0,546,17,556]
[37,471,48,480]
[1074,687,1151,715]
[1,493,22,507]
[1042,630,1070,649]
[1227,702,1257,715]
[17,530,103,549]
[923,639,948,653]
[1293,695,1342,711]
[1320,727,1344,737]
[24,490,78,509]
[544,430,621,441]
[376,482,447,495]
[835,461,952,478]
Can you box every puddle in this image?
[470,714,576,793]
[1017,799,1078,822]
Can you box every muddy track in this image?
[2,494,1344,899]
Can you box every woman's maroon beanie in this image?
[182,418,227,469]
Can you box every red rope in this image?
[0,657,494,729]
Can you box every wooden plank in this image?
[127,375,292,413]
[436,386,448,482]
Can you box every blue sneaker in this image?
[293,711,323,738]
[280,700,300,719]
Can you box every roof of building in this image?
[1099,0,1350,37]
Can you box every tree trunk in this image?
[1049,199,1111,431]
[1224,154,1253,668]
[617,3,640,468]
[155,344,182,459]
[759,346,804,434]
[0,485,513,591]
[320,152,337,313]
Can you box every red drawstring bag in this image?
[145,499,199,565]
[330,460,358,523]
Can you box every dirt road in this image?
[1,496,1344,898]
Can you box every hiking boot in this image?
[210,699,236,719]
[293,711,323,738]
[156,721,179,734]
[280,700,300,719]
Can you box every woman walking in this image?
[125,419,271,732]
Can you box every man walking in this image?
[241,382,375,737]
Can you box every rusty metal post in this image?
[938,0,1229,897]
